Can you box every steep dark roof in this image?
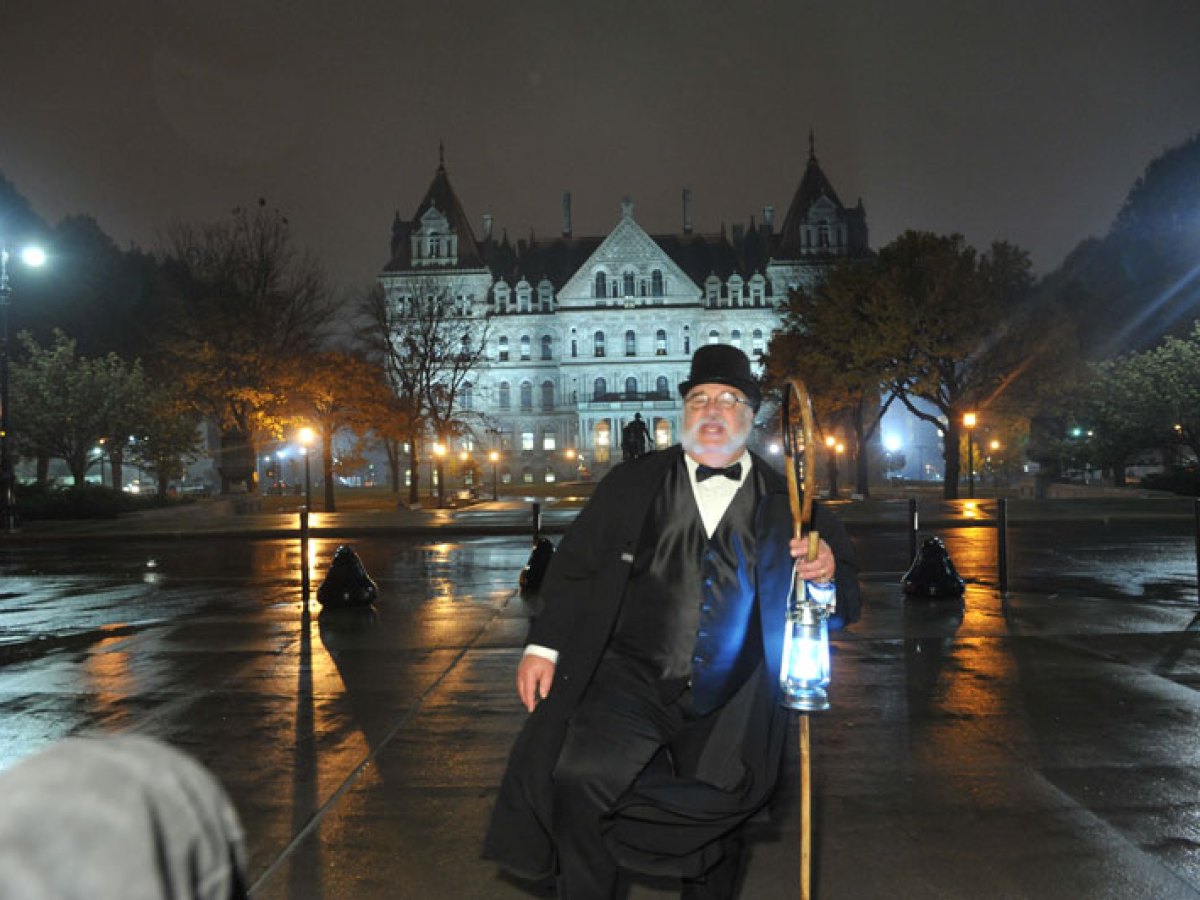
[382,161,486,271]
[775,140,846,258]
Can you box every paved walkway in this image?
[1,499,1199,898]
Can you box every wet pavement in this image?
[1,500,1199,898]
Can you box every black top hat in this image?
[678,344,762,409]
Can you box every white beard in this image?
[681,411,752,460]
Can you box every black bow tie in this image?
[696,462,743,483]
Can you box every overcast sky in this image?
[3,1,1198,289]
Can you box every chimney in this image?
[562,191,572,238]
[763,205,775,235]
[682,188,693,235]
[621,197,634,219]
[482,214,493,240]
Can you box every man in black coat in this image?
[483,345,860,899]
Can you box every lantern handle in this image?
[782,377,820,561]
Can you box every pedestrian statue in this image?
[483,344,861,899]
[621,412,650,461]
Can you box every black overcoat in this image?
[482,445,859,880]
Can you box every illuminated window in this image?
[522,432,534,451]
[520,335,531,360]
[655,329,667,355]
[497,335,509,361]
[594,331,606,358]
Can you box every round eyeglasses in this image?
[684,391,752,411]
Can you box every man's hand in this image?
[517,654,556,713]
[790,535,836,585]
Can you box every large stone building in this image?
[379,140,869,487]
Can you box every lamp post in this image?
[963,412,977,498]
[432,443,445,507]
[824,435,839,499]
[489,450,499,501]
[298,427,315,510]
[1,244,46,531]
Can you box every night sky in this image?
[3,1,1199,289]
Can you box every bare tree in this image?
[358,282,489,507]
[156,201,336,493]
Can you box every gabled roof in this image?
[382,154,486,271]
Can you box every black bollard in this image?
[317,545,378,607]
[908,498,919,563]
[300,508,310,601]
[902,536,965,599]
[997,498,1009,594]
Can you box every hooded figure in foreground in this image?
[484,344,860,899]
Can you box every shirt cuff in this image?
[523,644,560,665]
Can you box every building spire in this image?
[438,140,446,171]
[808,129,817,163]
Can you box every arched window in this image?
[708,329,720,345]
[541,335,553,360]
[623,272,635,297]
[683,326,691,355]
[594,331,606,358]
[752,329,765,356]
[461,382,473,410]
[625,377,638,399]
[594,421,611,464]
[497,335,509,362]
[593,377,607,400]
[818,221,830,248]
[541,380,554,410]
[730,329,742,349]
[655,376,669,398]
[625,330,636,357]
[498,381,511,409]
[655,329,667,356]
[651,270,664,297]
[520,381,533,410]
[520,335,531,360]
[594,271,607,298]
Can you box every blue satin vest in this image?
[609,457,762,715]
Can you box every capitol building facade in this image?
[378,141,870,486]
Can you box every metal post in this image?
[300,508,310,600]
[303,449,312,511]
[967,429,975,498]
[908,497,919,562]
[0,251,15,532]
[532,502,542,544]
[997,497,1009,594]
[1194,498,1200,605]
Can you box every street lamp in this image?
[298,427,315,509]
[1,243,46,531]
[824,435,840,500]
[432,443,445,507]
[489,450,500,501]
[963,412,978,498]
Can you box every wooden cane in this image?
[782,378,819,900]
